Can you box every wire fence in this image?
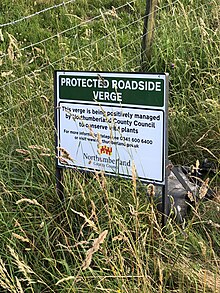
[0,0,136,60]
[0,0,184,90]
[0,0,176,125]
[0,0,218,141]
[0,0,76,28]
[0,0,211,93]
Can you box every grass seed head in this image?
[97,132,102,145]
[199,178,209,199]
[88,125,95,138]
[0,29,4,42]
[82,230,108,270]
[147,184,155,197]
[12,233,30,243]
[57,147,74,162]
[187,191,195,202]
[16,149,30,155]
[131,161,137,192]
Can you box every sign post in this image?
[54,71,169,223]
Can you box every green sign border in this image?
[55,70,169,185]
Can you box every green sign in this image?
[55,71,168,184]
[58,73,165,107]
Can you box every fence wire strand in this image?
[0,88,52,116]
[0,1,208,91]
[0,0,136,60]
[0,113,53,140]
[0,0,76,28]
[0,1,213,139]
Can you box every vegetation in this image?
[0,0,219,292]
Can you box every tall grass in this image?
[0,0,219,292]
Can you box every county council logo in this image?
[98,145,113,156]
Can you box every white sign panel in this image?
[55,71,168,184]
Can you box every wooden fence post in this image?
[140,0,158,71]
